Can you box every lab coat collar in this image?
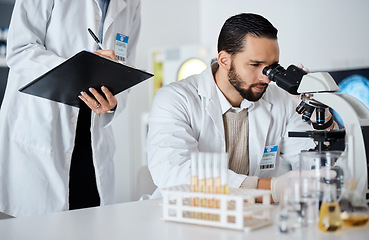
[216,85,255,114]
[203,59,257,114]
[197,61,218,102]
[197,63,224,139]
[103,0,127,36]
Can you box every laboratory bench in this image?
[0,199,368,240]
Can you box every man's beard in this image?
[228,64,268,102]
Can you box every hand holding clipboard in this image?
[19,50,153,108]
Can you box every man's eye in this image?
[250,63,260,67]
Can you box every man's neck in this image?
[214,68,243,108]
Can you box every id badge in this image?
[114,33,129,63]
[260,145,278,170]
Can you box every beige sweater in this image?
[223,109,258,188]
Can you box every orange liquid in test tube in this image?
[190,153,199,207]
[213,154,221,211]
[205,153,214,220]
[190,153,199,219]
[198,153,206,219]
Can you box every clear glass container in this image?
[339,179,369,227]
[318,184,343,232]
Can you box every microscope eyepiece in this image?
[262,63,284,79]
[262,64,308,95]
[264,64,333,127]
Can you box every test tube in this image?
[190,152,199,219]
[213,153,221,209]
[205,153,214,220]
[198,152,206,219]
[198,152,206,193]
[205,153,213,196]
[190,152,199,203]
[220,152,229,194]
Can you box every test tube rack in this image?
[161,185,272,231]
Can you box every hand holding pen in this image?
[88,28,118,60]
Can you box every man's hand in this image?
[270,169,337,203]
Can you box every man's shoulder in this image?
[157,73,203,97]
[153,75,201,108]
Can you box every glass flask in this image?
[318,184,343,232]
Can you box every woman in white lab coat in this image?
[0,0,141,217]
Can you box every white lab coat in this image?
[0,0,141,217]
[147,62,316,197]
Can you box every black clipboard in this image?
[19,51,154,107]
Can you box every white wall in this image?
[199,0,369,71]
[113,0,369,203]
[113,0,200,202]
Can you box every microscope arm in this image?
[298,72,340,93]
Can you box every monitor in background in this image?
[328,67,369,127]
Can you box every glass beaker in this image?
[299,151,346,202]
[278,177,320,233]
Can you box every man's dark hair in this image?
[217,13,278,55]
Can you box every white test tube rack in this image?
[161,185,272,231]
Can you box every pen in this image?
[88,28,103,50]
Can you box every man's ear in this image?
[217,50,231,71]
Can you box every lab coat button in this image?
[71,117,78,123]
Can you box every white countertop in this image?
[0,199,368,240]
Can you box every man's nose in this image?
[259,71,271,84]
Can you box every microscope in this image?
[263,64,369,203]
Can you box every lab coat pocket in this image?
[11,99,54,155]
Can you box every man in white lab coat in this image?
[147,13,316,201]
[0,0,141,217]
